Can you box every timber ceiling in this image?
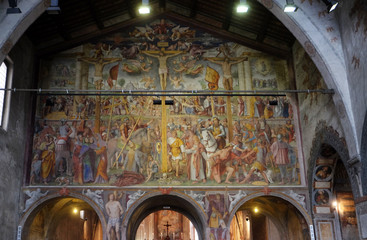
[26,0,295,58]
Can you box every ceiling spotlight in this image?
[237,0,249,13]
[7,0,21,14]
[284,0,298,12]
[47,0,61,14]
[254,207,259,213]
[322,0,338,13]
[139,0,150,14]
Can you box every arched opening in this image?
[135,210,199,240]
[334,159,359,239]
[22,197,103,240]
[230,196,310,240]
[126,195,205,240]
[311,143,359,239]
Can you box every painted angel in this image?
[83,189,104,209]
[24,188,49,212]
[169,75,184,90]
[131,25,155,41]
[126,190,146,209]
[171,25,190,41]
[173,59,203,76]
[122,60,151,74]
[140,76,156,89]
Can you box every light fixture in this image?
[254,207,259,213]
[332,200,338,210]
[284,0,298,12]
[79,210,87,221]
[7,0,21,14]
[237,0,249,13]
[79,210,85,220]
[322,0,338,13]
[139,0,150,14]
[47,0,61,14]
[73,208,78,214]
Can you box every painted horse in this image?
[200,129,218,177]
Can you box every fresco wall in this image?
[30,18,303,188]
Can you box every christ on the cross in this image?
[142,49,183,90]
[206,57,248,90]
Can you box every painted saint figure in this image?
[185,135,207,183]
[208,117,226,150]
[105,193,124,240]
[240,140,271,184]
[167,130,186,177]
[270,134,290,184]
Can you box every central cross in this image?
[164,221,172,238]
[142,48,184,172]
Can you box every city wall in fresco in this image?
[30,18,302,187]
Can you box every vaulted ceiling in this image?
[26,0,295,58]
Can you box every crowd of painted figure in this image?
[31,94,298,186]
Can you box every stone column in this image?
[355,198,367,239]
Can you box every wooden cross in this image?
[164,221,172,237]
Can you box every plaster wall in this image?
[293,41,343,165]
[0,36,35,240]
[336,0,367,153]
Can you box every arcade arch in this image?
[124,194,206,240]
[136,210,199,240]
[229,195,309,240]
[308,123,360,239]
[21,196,104,240]
[229,195,311,240]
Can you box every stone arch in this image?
[123,191,207,240]
[227,190,312,228]
[360,110,367,195]
[19,192,107,240]
[308,121,361,200]
[259,0,357,158]
[0,0,48,63]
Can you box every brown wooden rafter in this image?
[222,0,235,30]
[88,0,105,30]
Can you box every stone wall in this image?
[0,35,35,240]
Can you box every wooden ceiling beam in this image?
[88,0,105,30]
[189,0,198,18]
[51,15,72,41]
[165,12,291,58]
[36,12,166,56]
[222,0,234,30]
[126,0,137,18]
[36,11,291,59]
[256,12,271,42]
[159,0,166,12]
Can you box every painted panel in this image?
[30,18,302,188]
